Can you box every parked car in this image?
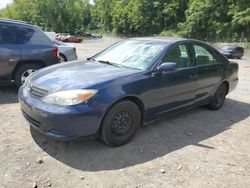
[62,35,81,43]
[56,33,82,43]
[220,45,244,59]
[0,19,60,87]
[19,38,239,146]
[54,40,78,62]
[75,31,92,37]
[55,33,69,41]
[75,31,102,39]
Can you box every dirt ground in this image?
[0,37,250,188]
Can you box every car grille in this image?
[29,85,49,98]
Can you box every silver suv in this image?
[0,19,60,87]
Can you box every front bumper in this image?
[18,86,103,141]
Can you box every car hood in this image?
[29,60,140,93]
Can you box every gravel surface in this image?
[0,37,249,188]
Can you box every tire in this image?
[59,54,67,62]
[236,55,241,59]
[14,64,41,88]
[99,100,141,147]
[207,83,227,110]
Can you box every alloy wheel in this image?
[21,69,36,84]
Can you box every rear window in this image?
[222,46,234,51]
[194,45,215,65]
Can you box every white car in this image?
[45,32,78,62]
[54,40,78,62]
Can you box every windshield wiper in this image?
[98,60,113,65]
[87,58,124,68]
[87,57,95,61]
[97,60,124,68]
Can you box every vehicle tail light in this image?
[53,47,59,58]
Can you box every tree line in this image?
[0,0,249,42]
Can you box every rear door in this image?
[0,24,21,82]
[20,28,58,66]
[192,43,224,103]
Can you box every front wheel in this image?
[207,83,227,110]
[14,64,41,87]
[99,100,141,147]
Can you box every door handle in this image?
[9,59,18,62]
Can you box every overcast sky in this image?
[0,0,13,10]
[0,0,94,10]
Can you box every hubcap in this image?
[21,69,36,84]
[111,111,133,138]
[215,90,224,107]
[59,55,65,62]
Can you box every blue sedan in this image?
[19,38,239,146]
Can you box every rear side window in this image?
[194,45,215,65]
[0,25,17,44]
[16,27,34,44]
[29,29,53,45]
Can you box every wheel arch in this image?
[12,60,46,80]
[222,80,230,95]
[99,95,146,133]
[59,53,67,61]
[212,80,230,96]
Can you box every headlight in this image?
[42,89,98,105]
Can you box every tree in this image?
[0,0,249,41]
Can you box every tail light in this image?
[53,47,59,58]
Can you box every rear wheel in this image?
[207,83,227,110]
[14,64,41,87]
[59,54,67,62]
[99,100,141,147]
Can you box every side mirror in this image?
[157,62,177,72]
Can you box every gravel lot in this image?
[0,37,250,188]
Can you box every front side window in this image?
[94,40,167,70]
[162,44,191,69]
[0,25,17,44]
[194,45,215,65]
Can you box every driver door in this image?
[145,42,198,120]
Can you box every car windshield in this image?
[222,46,234,51]
[93,40,167,70]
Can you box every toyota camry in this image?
[19,38,239,146]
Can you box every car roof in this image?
[0,19,34,28]
[130,37,206,45]
[224,45,243,47]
